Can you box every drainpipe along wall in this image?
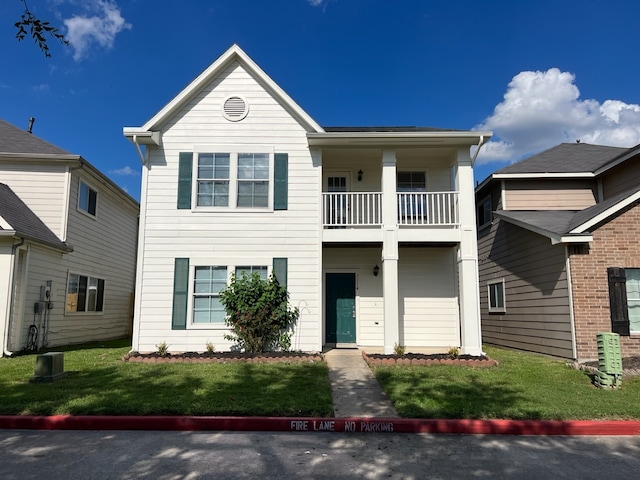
[3,238,25,356]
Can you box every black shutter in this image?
[172,258,189,330]
[274,153,288,210]
[608,267,630,336]
[177,152,193,209]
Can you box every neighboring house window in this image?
[197,153,230,206]
[236,265,268,280]
[237,153,269,207]
[66,273,105,313]
[78,181,97,216]
[477,195,492,229]
[488,279,506,313]
[193,266,227,324]
[625,269,640,333]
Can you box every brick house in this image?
[476,142,640,360]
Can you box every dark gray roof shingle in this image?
[496,143,629,175]
[0,118,75,156]
[0,183,71,251]
[568,185,640,231]
[494,210,579,236]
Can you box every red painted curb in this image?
[1,416,639,436]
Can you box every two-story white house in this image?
[124,45,491,355]
[0,118,139,355]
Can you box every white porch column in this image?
[0,244,16,356]
[381,149,399,354]
[455,148,483,355]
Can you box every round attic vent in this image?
[222,95,249,121]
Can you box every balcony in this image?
[322,192,458,227]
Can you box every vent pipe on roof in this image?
[27,117,35,134]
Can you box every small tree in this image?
[219,272,299,353]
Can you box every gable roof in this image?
[495,143,628,175]
[0,119,78,158]
[494,210,592,244]
[129,44,323,137]
[0,183,72,252]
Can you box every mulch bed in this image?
[123,351,323,364]
[362,351,498,367]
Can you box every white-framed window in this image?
[190,264,269,327]
[397,171,426,192]
[235,265,268,280]
[237,153,269,207]
[488,279,505,313]
[193,147,273,210]
[78,180,97,217]
[625,268,640,333]
[66,273,105,313]
[197,153,230,207]
[477,195,492,229]
[193,266,227,324]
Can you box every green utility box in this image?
[595,332,623,389]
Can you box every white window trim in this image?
[64,270,106,315]
[77,179,98,219]
[187,262,272,330]
[487,278,506,313]
[191,145,274,212]
[478,195,491,229]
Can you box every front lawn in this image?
[0,339,333,417]
[373,346,640,420]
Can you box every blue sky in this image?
[2,0,640,201]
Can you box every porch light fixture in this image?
[373,265,380,277]
[357,170,363,182]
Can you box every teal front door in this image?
[326,273,356,344]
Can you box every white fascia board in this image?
[307,131,493,147]
[492,172,595,180]
[140,44,323,133]
[122,128,162,146]
[0,230,16,237]
[0,153,81,163]
[569,189,640,234]
[552,235,593,245]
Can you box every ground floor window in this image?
[488,279,505,313]
[192,265,268,325]
[66,273,105,313]
[625,268,640,333]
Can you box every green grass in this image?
[373,346,640,420]
[0,339,333,417]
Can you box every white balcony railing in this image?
[397,192,459,225]
[322,192,382,226]
[322,191,459,227]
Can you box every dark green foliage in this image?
[220,272,299,353]
[14,0,69,58]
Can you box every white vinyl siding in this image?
[0,162,67,238]
[135,60,320,353]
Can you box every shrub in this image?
[394,343,406,356]
[156,341,169,356]
[219,272,299,353]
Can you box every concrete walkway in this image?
[323,348,398,418]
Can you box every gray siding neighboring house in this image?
[477,142,640,360]
[0,119,139,355]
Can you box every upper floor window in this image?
[78,180,97,217]
[235,265,268,280]
[194,151,271,209]
[477,195,492,229]
[397,171,426,192]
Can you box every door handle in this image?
[352,307,356,318]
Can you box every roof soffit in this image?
[141,44,323,133]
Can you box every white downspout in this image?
[3,238,25,356]
[471,135,487,165]
[132,135,146,164]
[565,245,578,360]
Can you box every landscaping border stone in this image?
[122,351,324,364]
[362,351,498,367]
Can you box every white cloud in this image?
[475,68,640,165]
[110,166,139,176]
[63,1,131,61]
[32,84,50,92]
[307,0,333,8]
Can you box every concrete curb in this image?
[1,416,639,436]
